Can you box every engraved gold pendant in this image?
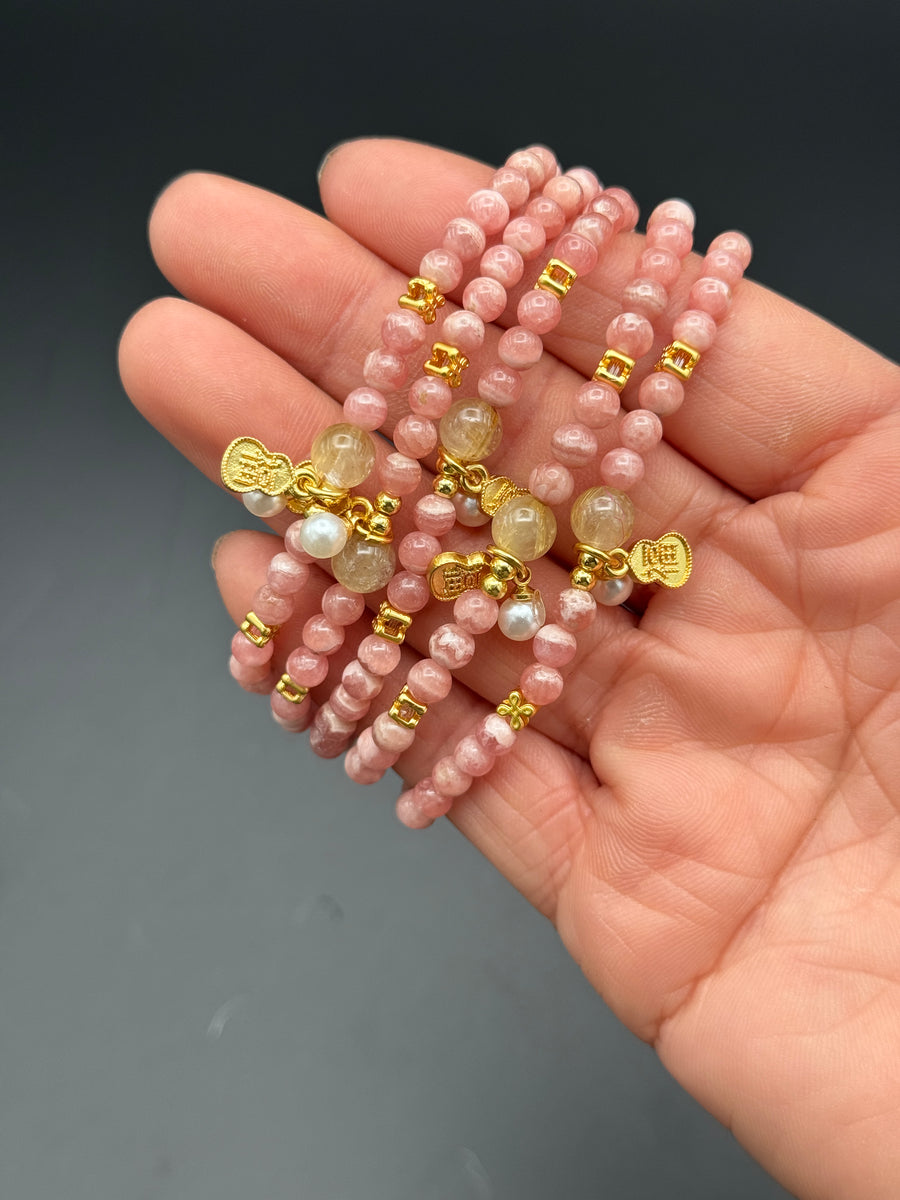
[571,532,692,590]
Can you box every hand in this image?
[119,139,900,1200]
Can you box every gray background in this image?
[3,2,898,1197]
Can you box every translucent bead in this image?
[476,363,522,408]
[672,309,717,352]
[363,349,407,392]
[466,188,510,234]
[520,663,564,705]
[550,422,598,467]
[440,310,485,355]
[343,386,387,431]
[414,493,456,536]
[497,326,542,370]
[600,448,645,492]
[503,216,546,260]
[525,195,566,238]
[381,311,427,354]
[708,230,753,269]
[243,490,286,518]
[394,413,437,459]
[310,423,375,489]
[491,495,557,561]
[638,372,684,417]
[620,409,663,454]
[331,535,396,594]
[442,217,486,262]
[479,244,524,287]
[528,460,574,505]
[439,398,502,463]
[689,276,732,321]
[570,486,635,548]
[419,248,463,292]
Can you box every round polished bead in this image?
[343,386,388,431]
[321,583,365,626]
[476,363,523,408]
[381,452,421,496]
[386,569,430,612]
[231,629,274,668]
[356,725,397,769]
[672,309,717,352]
[419,248,463,292]
[412,779,454,821]
[533,624,577,668]
[570,213,615,251]
[454,734,495,776]
[372,712,416,753]
[573,380,620,428]
[453,590,499,634]
[331,536,396,594]
[395,791,434,830]
[452,492,491,527]
[311,423,376,489]
[298,510,349,559]
[622,277,668,319]
[525,195,566,238]
[491,495,557,561]
[439,398,502,462]
[600,448,645,491]
[503,216,546,260]
[309,705,356,758]
[525,144,559,179]
[498,592,546,641]
[267,552,309,594]
[621,409,663,454]
[394,413,437,459]
[497,326,542,370]
[344,749,383,785]
[637,246,681,288]
[479,244,525,287]
[567,166,601,201]
[440,310,485,355]
[357,634,401,676]
[647,219,693,257]
[413,493,456,536]
[242,490,287,518]
[251,585,294,625]
[342,659,383,701]
[638,372,685,416]
[271,690,313,730]
[381,310,428,355]
[229,655,272,692]
[477,713,517,755]
[550,422,598,467]
[589,192,624,229]
[286,645,330,688]
[703,248,745,287]
[490,166,530,207]
[432,756,473,797]
[506,149,545,187]
[517,290,562,334]
[408,375,454,419]
[689,276,732,321]
[398,531,441,574]
[529,460,574,505]
[466,188,510,233]
[570,486,636,547]
[606,312,654,359]
[542,174,583,217]
[596,576,635,606]
[303,614,344,655]
[648,198,696,230]
[330,685,370,722]
[363,349,408,392]
[557,587,597,632]
[602,187,639,231]
[552,232,598,275]
[520,663,564,706]
[428,623,476,670]
[284,521,316,563]
[443,217,486,262]
[407,658,453,703]
[462,276,507,322]
[708,230,753,269]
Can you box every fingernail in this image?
[316,140,348,184]
[211,533,230,571]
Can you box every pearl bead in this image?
[242,490,287,518]
[310,423,375,489]
[452,493,491,527]
[491,495,557,562]
[439,399,502,463]
[330,535,396,594]
[498,592,546,641]
[298,510,348,559]
[596,576,635,607]
[570,486,635,548]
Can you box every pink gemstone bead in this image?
[453,590,499,634]
[533,623,577,668]
[648,198,696,231]
[386,570,431,613]
[570,213,615,251]
[231,629,275,668]
[557,587,598,632]
[647,220,693,258]
[395,791,434,830]
[480,244,525,287]
[621,277,668,320]
[343,386,388,432]
[398,531,441,574]
[432,756,473,797]
[414,494,456,536]
[637,246,681,289]
[506,149,545,187]
[357,634,401,676]
[419,249,463,293]
[620,409,663,453]
[552,232,598,275]
[517,290,562,334]
[408,375,453,419]
[342,659,383,701]
[251,585,294,626]
[525,144,559,180]
[529,460,574,505]
[490,166,530,207]
[357,725,398,769]
[363,349,407,392]
[503,216,546,260]
[303,613,344,655]
[284,521,315,563]
[344,749,383,786]
[498,326,542,370]
[708,230,753,269]
[381,311,428,355]
[703,248,745,287]
[477,713,517,755]
[394,413,437,459]
[525,195,566,238]
[372,711,416,753]
[310,704,356,758]
[413,779,454,821]
[440,310,485,354]
[574,380,620,428]
[477,363,523,407]
[322,583,365,626]
[286,644,329,687]
[463,276,507,322]
[229,655,272,692]
[602,187,639,231]
[672,309,717,352]
[443,217,486,262]
[551,422,598,467]
[543,174,583,217]
[606,312,654,359]
[466,188,510,234]
[429,623,476,670]
[589,192,624,229]
[407,657,453,702]
[567,166,601,202]
[381,452,421,496]
[520,663,564,706]
[267,552,309,594]
[689,276,732,321]
[638,372,685,416]
[270,689,313,729]
[330,684,370,722]
[600,447,645,491]
[454,734,495,777]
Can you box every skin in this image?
[118,139,900,1199]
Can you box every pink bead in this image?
[428,623,476,670]
[342,659,383,701]
[570,213,615,251]
[551,422,598,467]
[303,613,344,655]
[517,290,562,334]
[529,460,574,505]
[477,363,523,407]
[330,684,370,722]
[310,704,355,758]
[525,195,566,238]
[395,791,434,830]
[363,349,408,392]
[373,711,416,753]
[602,187,639,231]
[557,587,598,632]
[381,452,421,496]
[648,198,696,231]
[440,310,485,354]
[251,585,294,626]
[394,413,437,459]
[357,634,401,676]
[407,657,453,703]
[600,447,645,491]
[552,232,598,275]
[453,590,499,634]
[414,493,456,536]
[413,779,454,821]
[567,166,601,202]
[647,219,693,258]
[533,623,577,668]
[463,276,507,322]
[357,726,398,769]
[477,713,517,755]
[381,311,427,355]
[637,246,681,289]
[443,217,487,262]
[708,230,753,269]
[703,248,745,287]
[398,530,441,574]
[344,749,383,785]
[386,570,431,613]
[638,372,685,416]
[543,174,583,217]
[286,644,329,687]
[267,552,309,594]
[343,386,388,432]
[521,663,564,706]
[408,375,453,419]
[590,192,624,230]
[231,629,275,667]
[689,276,732,321]
[229,655,272,692]
[574,380,620,428]
[419,248,463,292]
[480,244,525,287]
[270,689,313,729]
[620,409,663,453]
[672,309,717,353]
[498,326,542,370]
[503,216,546,260]
[432,756,473,797]
[284,521,315,563]
[466,188,510,234]
[454,734,495,776]
[322,583,365,626]
[490,166,530,207]
[605,312,654,359]
[524,145,559,180]
[621,277,668,319]
[505,149,545,188]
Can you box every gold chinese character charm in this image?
[428,551,490,600]
[221,437,294,496]
[627,533,692,587]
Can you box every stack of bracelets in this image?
[221,144,751,829]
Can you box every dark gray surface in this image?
[3,2,898,1196]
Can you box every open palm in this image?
[119,140,900,1200]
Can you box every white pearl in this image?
[242,490,287,518]
[596,576,634,606]
[452,493,490,527]
[498,592,546,641]
[298,510,348,559]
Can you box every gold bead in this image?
[579,549,601,571]
[367,512,392,538]
[491,558,515,582]
[434,476,458,497]
[375,491,401,515]
[571,567,596,591]
[482,575,506,599]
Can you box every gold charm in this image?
[399,276,445,324]
[372,602,412,644]
[221,437,294,495]
[389,686,428,729]
[240,611,279,647]
[276,675,309,704]
[627,533,692,587]
[428,551,490,600]
[593,349,636,392]
[423,342,469,388]
[535,257,578,298]
[656,340,701,380]
[479,475,530,516]
[497,690,537,731]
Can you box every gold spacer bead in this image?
[482,575,507,600]
[579,549,602,572]
[388,685,428,729]
[375,491,401,516]
[491,559,516,582]
[367,512,392,538]
[275,674,309,704]
[434,476,458,498]
[240,611,279,647]
[571,567,597,591]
